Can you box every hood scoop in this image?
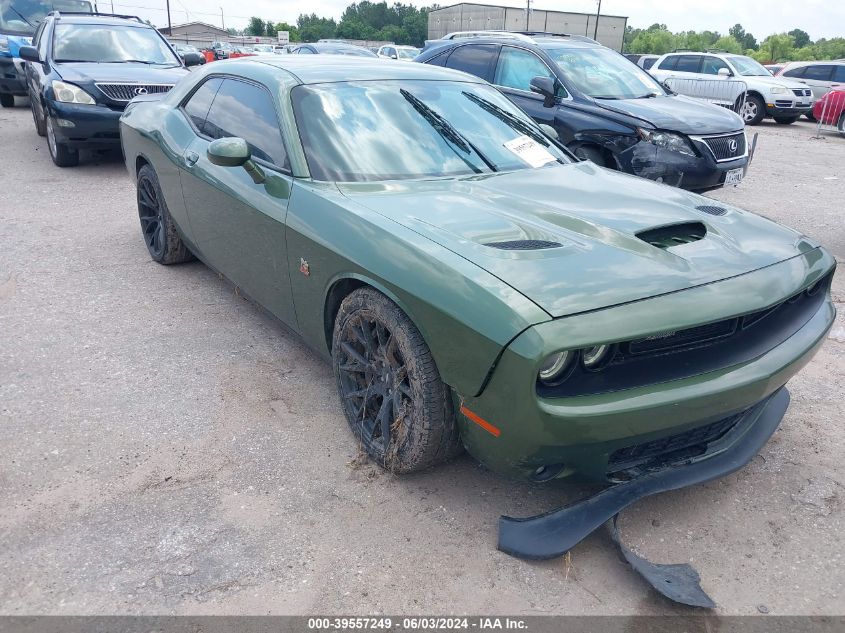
[636,222,707,249]
[696,205,728,216]
[484,239,563,250]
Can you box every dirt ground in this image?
[1,101,843,617]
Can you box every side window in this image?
[494,46,556,93]
[426,50,449,67]
[297,47,314,54]
[803,65,834,81]
[204,79,289,170]
[657,56,678,71]
[444,44,497,80]
[833,65,845,84]
[782,66,805,78]
[701,56,729,75]
[182,77,223,134]
[641,57,657,70]
[674,55,702,73]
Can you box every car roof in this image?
[252,56,486,84]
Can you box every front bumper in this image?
[46,100,123,149]
[0,57,27,96]
[615,136,748,192]
[456,250,836,482]
[765,100,813,117]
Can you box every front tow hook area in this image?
[497,387,790,607]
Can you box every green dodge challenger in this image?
[120,58,835,557]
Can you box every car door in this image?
[178,76,296,326]
[491,45,562,130]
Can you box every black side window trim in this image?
[180,75,292,176]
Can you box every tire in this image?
[46,116,79,167]
[332,287,462,473]
[805,112,817,122]
[741,94,765,126]
[136,164,195,264]
[0,93,14,108]
[838,113,845,138]
[30,97,46,137]
[773,116,799,125]
[573,144,606,166]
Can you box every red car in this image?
[813,89,845,135]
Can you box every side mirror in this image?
[717,67,732,77]
[208,137,250,167]
[183,52,204,67]
[538,123,559,141]
[390,54,398,59]
[18,45,40,63]
[529,76,558,108]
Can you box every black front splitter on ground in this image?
[498,388,790,606]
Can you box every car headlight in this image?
[538,351,575,385]
[581,344,613,370]
[51,80,96,105]
[637,128,696,157]
[0,35,9,55]
[769,87,789,95]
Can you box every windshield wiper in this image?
[635,92,660,98]
[400,88,497,173]
[8,4,34,27]
[461,91,553,148]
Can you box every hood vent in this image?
[636,222,707,249]
[485,239,563,250]
[696,205,728,216]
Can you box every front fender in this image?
[285,180,550,397]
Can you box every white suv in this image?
[650,52,814,125]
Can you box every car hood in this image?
[744,75,808,91]
[339,163,817,318]
[55,62,189,85]
[596,94,743,134]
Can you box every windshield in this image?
[253,44,273,52]
[53,23,180,64]
[292,80,569,182]
[397,47,419,59]
[320,45,376,57]
[0,0,90,36]
[543,45,666,99]
[727,55,771,77]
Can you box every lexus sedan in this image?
[120,57,836,490]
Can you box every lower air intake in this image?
[485,240,563,250]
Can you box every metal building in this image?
[427,2,628,51]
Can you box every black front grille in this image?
[485,240,562,250]
[95,83,173,102]
[792,88,812,97]
[775,99,793,108]
[702,133,746,161]
[608,411,744,471]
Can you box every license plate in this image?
[724,168,744,186]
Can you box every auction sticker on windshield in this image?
[503,135,557,168]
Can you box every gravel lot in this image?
[1,100,843,617]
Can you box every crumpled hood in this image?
[597,94,743,135]
[339,163,817,318]
[55,62,189,85]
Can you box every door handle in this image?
[184,150,199,166]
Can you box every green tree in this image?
[629,27,676,54]
[297,13,338,42]
[757,33,795,62]
[245,17,266,36]
[711,35,742,54]
[788,28,811,49]
[273,22,300,42]
[728,23,757,50]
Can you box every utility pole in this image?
[524,0,531,30]
[165,0,172,32]
[220,7,225,31]
[593,0,601,41]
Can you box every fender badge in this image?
[299,257,310,277]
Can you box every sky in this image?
[108,0,845,41]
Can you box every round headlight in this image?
[538,351,573,384]
[582,344,612,370]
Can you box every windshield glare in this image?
[53,23,179,64]
[0,0,91,35]
[292,80,569,182]
[543,45,665,99]
[727,55,771,76]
